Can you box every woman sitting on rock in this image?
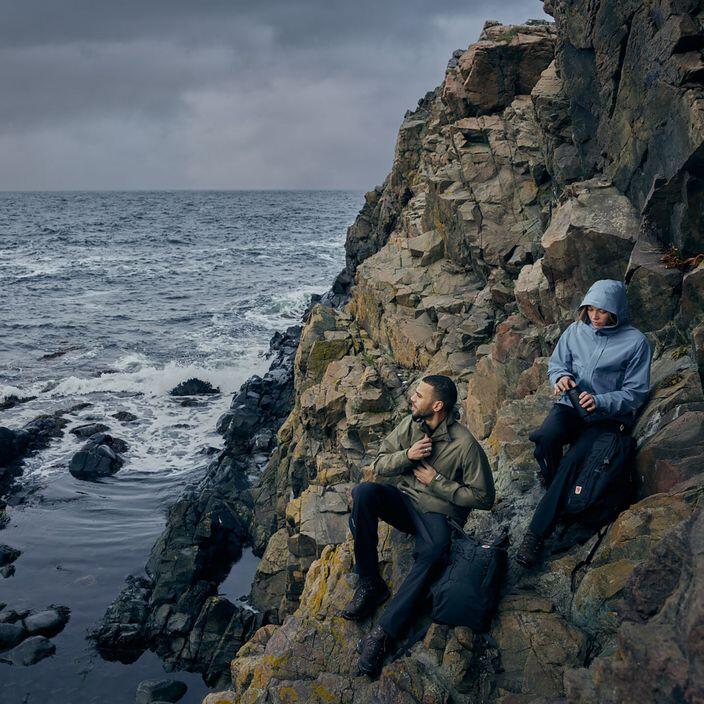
[516,279,652,568]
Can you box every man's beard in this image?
[411,409,433,422]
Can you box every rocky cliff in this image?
[202,5,704,702]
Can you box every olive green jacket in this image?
[371,413,495,522]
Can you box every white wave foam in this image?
[243,285,325,329]
[0,384,31,401]
[48,355,261,398]
[8,350,272,478]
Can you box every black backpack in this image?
[562,429,637,529]
[429,520,508,632]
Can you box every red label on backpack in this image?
[575,486,582,494]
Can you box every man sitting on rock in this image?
[342,374,495,677]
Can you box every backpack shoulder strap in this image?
[447,517,466,535]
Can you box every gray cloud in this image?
[0,1,551,190]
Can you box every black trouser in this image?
[349,482,450,639]
[528,404,622,540]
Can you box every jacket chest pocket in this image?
[431,450,457,481]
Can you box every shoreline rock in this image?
[94,326,301,684]
[69,433,128,479]
[169,379,220,396]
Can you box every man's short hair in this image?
[422,375,457,412]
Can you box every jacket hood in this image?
[578,279,630,327]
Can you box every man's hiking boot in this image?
[341,576,390,621]
[357,624,390,678]
[516,530,544,569]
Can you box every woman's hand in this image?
[578,391,596,413]
[553,376,576,395]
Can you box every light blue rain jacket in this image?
[548,280,652,425]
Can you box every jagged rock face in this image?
[206,15,704,704]
[547,0,704,255]
[442,21,557,119]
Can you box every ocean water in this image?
[0,190,361,703]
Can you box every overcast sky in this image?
[0,1,550,190]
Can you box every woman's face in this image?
[587,305,612,328]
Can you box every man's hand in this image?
[407,435,433,461]
[413,461,436,486]
[578,391,596,413]
[553,375,576,395]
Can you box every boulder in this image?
[0,622,25,650]
[0,427,28,468]
[0,635,55,666]
[69,440,124,479]
[492,594,588,699]
[169,379,220,396]
[135,679,187,704]
[70,422,110,439]
[541,180,641,311]
[0,609,25,624]
[23,607,69,637]
[285,484,351,547]
[179,597,258,687]
[442,21,556,117]
[112,411,138,422]
[0,395,36,411]
[91,575,152,658]
[0,545,20,567]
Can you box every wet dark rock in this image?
[66,402,93,413]
[112,411,138,422]
[220,327,300,455]
[99,326,300,680]
[177,596,259,686]
[1,401,71,496]
[0,545,20,567]
[0,609,25,624]
[0,635,55,666]
[0,395,37,411]
[179,398,206,408]
[135,679,187,704]
[70,422,110,439]
[87,433,129,454]
[21,414,69,457]
[1,565,15,578]
[169,379,220,396]
[0,622,25,650]
[40,346,79,360]
[92,575,152,661]
[23,606,70,637]
[69,433,127,479]
[0,427,30,468]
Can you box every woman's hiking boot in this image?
[516,530,544,569]
[356,624,390,677]
[341,576,390,621]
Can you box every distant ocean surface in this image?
[0,190,361,703]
